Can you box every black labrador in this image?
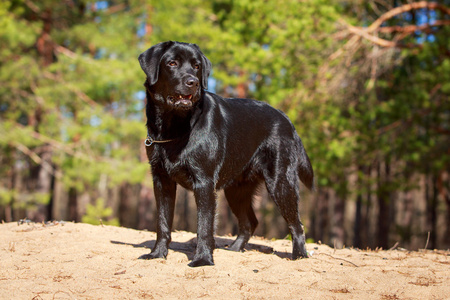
[138,41,314,267]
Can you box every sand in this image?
[1,221,449,299]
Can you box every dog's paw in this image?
[292,248,309,260]
[225,243,244,252]
[188,256,215,267]
[225,238,248,252]
[138,251,166,260]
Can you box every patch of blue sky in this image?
[133,91,146,111]
[137,22,146,38]
[95,48,106,59]
[208,77,216,93]
[416,8,438,44]
[134,90,146,101]
[248,82,256,93]
[95,1,109,10]
[90,115,102,127]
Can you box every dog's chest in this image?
[167,162,194,190]
[148,146,196,189]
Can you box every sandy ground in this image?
[0,221,449,300]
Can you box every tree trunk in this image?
[315,189,329,244]
[363,165,372,249]
[377,160,390,249]
[27,7,55,222]
[68,187,78,222]
[36,8,54,67]
[237,70,247,98]
[119,183,139,228]
[137,184,155,231]
[3,149,15,222]
[425,172,438,249]
[51,170,66,220]
[438,171,450,248]
[174,187,190,231]
[353,165,366,248]
[401,191,414,247]
[28,148,53,222]
[354,192,363,248]
[332,193,345,248]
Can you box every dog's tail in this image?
[298,143,314,191]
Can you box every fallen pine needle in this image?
[316,253,359,267]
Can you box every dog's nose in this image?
[185,77,199,87]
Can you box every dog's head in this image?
[139,41,211,111]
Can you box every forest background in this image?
[0,0,449,251]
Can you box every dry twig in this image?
[317,253,359,267]
[389,242,399,251]
[424,231,431,250]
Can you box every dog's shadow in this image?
[111,237,291,260]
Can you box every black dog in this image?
[138,41,314,267]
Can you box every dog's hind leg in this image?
[224,180,259,252]
[263,167,308,260]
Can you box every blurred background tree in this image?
[0,0,448,250]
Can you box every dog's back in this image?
[199,91,314,191]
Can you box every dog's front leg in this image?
[140,174,176,260]
[188,185,216,267]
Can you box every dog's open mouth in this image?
[168,94,193,108]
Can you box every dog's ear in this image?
[192,44,212,90]
[138,41,174,86]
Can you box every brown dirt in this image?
[1,222,449,299]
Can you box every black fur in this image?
[138,41,314,267]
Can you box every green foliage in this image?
[0,0,148,211]
[82,198,120,226]
[306,238,315,244]
[8,191,51,210]
[0,0,345,210]
[0,189,16,206]
[0,0,448,242]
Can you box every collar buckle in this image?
[144,135,154,147]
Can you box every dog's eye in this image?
[168,61,178,67]
[194,64,200,70]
